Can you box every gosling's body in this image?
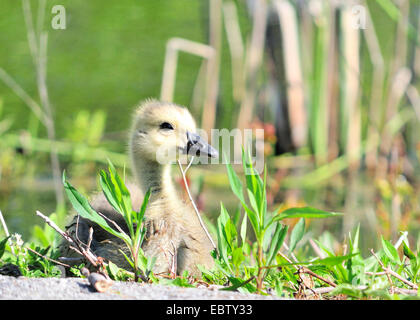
[59,99,215,276]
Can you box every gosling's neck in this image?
[131,157,178,208]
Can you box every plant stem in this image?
[256,242,264,291]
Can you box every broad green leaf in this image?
[289,218,305,253]
[381,237,401,264]
[276,206,343,220]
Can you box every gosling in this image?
[59,99,218,277]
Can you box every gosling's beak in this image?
[184,131,219,158]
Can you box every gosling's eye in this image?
[159,122,174,130]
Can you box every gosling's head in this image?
[129,99,218,164]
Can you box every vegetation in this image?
[1,0,420,300]
[2,153,420,300]
[62,162,155,282]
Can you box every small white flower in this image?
[11,233,24,247]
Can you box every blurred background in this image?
[1,0,420,255]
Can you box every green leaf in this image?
[403,241,416,260]
[225,154,260,236]
[266,224,288,266]
[221,276,256,293]
[0,236,10,259]
[99,170,121,215]
[240,213,247,246]
[289,218,305,253]
[101,161,134,236]
[134,188,151,246]
[232,207,241,227]
[276,206,343,220]
[242,149,263,197]
[381,237,401,264]
[243,205,260,237]
[247,189,259,215]
[232,247,245,268]
[146,256,157,276]
[119,249,134,269]
[349,224,360,255]
[106,260,120,279]
[63,171,131,244]
[216,204,232,272]
[226,161,245,203]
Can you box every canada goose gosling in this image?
[128,99,218,276]
[60,99,218,277]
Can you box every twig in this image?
[365,271,387,276]
[370,249,394,293]
[36,210,73,244]
[87,227,94,250]
[296,267,336,288]
[168,240,177,279]
[36,210,99,267]
[304,286,336,296]
[97,211,128,236]
[277,251,299,270]
[26,247,70,268]
[177,158,217,250]
[370,249,418,290]
[393,288,419,296]
[282,242,299,263]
